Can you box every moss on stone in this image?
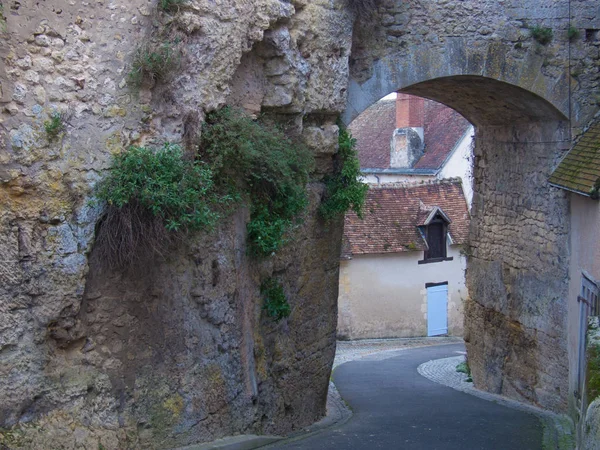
[587,343,600,402]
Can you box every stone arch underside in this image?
[343,40,569,127]
[343,40,573,412]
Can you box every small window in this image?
[425,219,447,260]
[418,210,453,265]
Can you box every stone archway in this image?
[343,39,569,125]
[342,42,572,411]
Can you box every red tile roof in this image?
[416,101,471,170]
[342,181,470,258]
[348,97,470,171]
[348,100,395,169]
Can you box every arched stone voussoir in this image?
[343,39,569,127]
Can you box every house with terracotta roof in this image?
[338,94,473,339]
[349,93,474,207]
[338,181,470,339]
[549,116,600,426]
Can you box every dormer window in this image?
[424,215,447,260]
[418,207,454,264]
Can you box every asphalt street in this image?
[271,344,543,450]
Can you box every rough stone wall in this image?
[0,0,352,447]
[348,0,599,127]
[465,122,571,412]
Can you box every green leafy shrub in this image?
[94,144,228,268]
[128,42,180,87]
[96,107,314,267]
[530,25,553,45]
[261,278,291,321]
[44,111,66,141]
[200,107,313,257]
[319,123,368,221]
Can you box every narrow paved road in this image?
[272,344,542,450]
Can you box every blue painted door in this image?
[427,284,448,336]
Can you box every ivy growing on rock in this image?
[261,278,291,321]
[200,107,314,257]
[319,123,368,221]
[95,107,314,267]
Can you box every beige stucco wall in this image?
[338,246,467,340]
[568,194,600,416]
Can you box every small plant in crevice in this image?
[44,111,66,141]
[261,278,291,321]
[94,144,229,269]
[158,0,186,12]
[319,123,368,221]
[530,25,553,45]
[127,41,181,87]
[199,106,314,258]
[456,360,473,382]
[567,25,580,42]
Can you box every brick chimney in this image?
[396,93,424,139]
[391,93,425,168]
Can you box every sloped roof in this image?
[342,181,470,258]
[416,102,470,170]
[549,120,600,196]
[348,97,471,171]
[349,99,395,169]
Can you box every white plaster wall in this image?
[362,173,432,185]
[568,194,600,415]
[438,126,474,209]
[338,246,467,339]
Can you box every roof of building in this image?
[549,119,600,197]
[348,97,471,171]
[416,102,471,170]
[349,99,395,169]
[342,181,470,258]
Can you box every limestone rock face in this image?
[0,0,350,447]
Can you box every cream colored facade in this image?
[338,246,467,339]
